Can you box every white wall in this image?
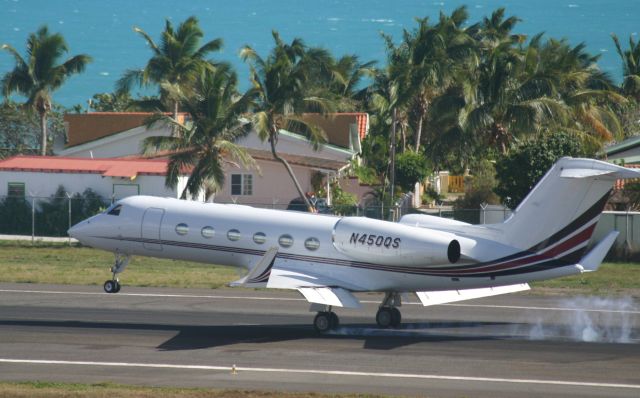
[213,159,312,207]
[0,171,178,201]
[57,125,172,158]
[238,133,354,162]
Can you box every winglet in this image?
[229,246,278,287]
[577,230,619,272]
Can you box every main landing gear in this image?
[375,292,402,328]
[104,253,129,294]
[312,292,403,333]
[313,306,340,333]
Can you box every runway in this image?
[0,283,639,397]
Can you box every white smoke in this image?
[519,296,637,344]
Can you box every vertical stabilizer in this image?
[494,158,640,253]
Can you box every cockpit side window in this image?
[107,204,122,216]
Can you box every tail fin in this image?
[494,158,640,252]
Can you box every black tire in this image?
[103,280,117,294]
[114,281,121,293]
[314,312,332,333]
[376,307,393,328]
[329,312,340,329]
[390,307,401,328]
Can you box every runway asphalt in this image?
[0,282,639,397]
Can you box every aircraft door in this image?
[141,207,164,251]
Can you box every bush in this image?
[494,132,589,208]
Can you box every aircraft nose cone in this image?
[68,220,89,240]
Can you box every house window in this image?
[231,174,253,196]
[7,182,25,197]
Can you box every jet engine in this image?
[332,217,463,267]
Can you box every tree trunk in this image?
[39,110,48,156]
[173,100,179,120]
[415,113,424,153]
[389,108,397,204]
[269,128,314,212]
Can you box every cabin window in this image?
[201,226,215,239]
[253,232,266,244]
[304,237,320,251]
[175,223,189,236]
[227,229,241,241]
[278,234,294,248]
[107,204,122,216]
[7,182,25,198]
[231,174,253,195]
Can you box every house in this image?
[0,156,200,202]
[55,112,370,207]
[603,135,640,165]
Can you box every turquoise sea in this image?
[1,0,639,107]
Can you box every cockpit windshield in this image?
[106,204,122,216]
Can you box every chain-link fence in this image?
[2,193,638,260]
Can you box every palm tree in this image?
[116,16,222,118]
[463,32,566,153]
[1,26,91,155]
[142,65,256,200]
[409,6,477,152]
[240,31,336,211]
[612,33,640,101]
[538,38,626,148]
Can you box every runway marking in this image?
[1,288,638,314]
[0,358,639,390]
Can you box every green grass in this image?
[0,381,391,398]
[0,240,238,289]
[531,262,640,296]
[0,241,639,296]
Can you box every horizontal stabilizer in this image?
[578,230,619,272]
[415,283,530,306]
[560,169,614,178]
[229,246,278,287]
[298,287,362,308]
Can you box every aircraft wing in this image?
[415,283,530,306]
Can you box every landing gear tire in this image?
[103,280,119,294]
[329,311,340,329]
[390,307,401,328]
[376,307,393,328]
[314,311,339,333]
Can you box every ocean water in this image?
[1,0,638,107]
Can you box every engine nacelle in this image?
[332,217,461,267]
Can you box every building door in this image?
[141,207,164,251]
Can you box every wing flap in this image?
[415,283,530,306]
[298,287,362,309]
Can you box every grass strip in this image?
[0,240,638,296]
[0,381,390,398]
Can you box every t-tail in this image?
[491,157,640,266]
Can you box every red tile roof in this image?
[615,164,640,190]
[0,156,171,178]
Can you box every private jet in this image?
[68,158,637,332]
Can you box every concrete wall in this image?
[212,159,312,207]
[0,171,179,201]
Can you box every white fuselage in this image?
[69,195,587,292]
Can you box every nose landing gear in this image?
[104,253,129,294]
